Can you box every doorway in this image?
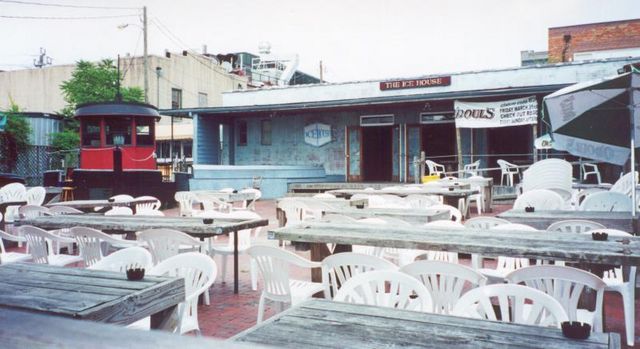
[421,122,457,171]
[361,126,392,181]
[487,125,533,182]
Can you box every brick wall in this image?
[548,19,640,63]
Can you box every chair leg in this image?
[620,288,635,346]
[257,293,266,324]
[220,255,228,284]
[203,287,210,306]
[250,258,258,291]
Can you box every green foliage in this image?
[52,59,144,151]
[0,100,31,171]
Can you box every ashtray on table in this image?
[591,232,608,241]
[561,321,591,339]
[126,268,145,281]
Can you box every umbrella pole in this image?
[630,84,637,219]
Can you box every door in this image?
[345,126,361,182]
[407,125,422,181]
[361,126,393,181]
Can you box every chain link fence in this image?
[0,146,78,186]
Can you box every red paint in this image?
[79,147,156,170]
[380,76,451,90]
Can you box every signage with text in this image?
[304,123,332,147]
[454,96,538,128]
[380,76,451,90]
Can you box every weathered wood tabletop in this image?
[0,308,265,349]
[45,198,159,213]
[232,299,619,348]
[192,190,255,203]
[277,197,368,208]
[327,188,479,210]
[17,215,268,294]
[497,209,636,233]
[0,263,184,330]
[321,207,450,225]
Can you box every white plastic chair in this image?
[581,163,602,184]
[422,220,464,262]
[174,191,200,217]
[0,228,31,264]
[104,206,133,216]
[49,206,83,215]
[0,182,27,223]
[579,191,633,212]
[464,216,510,269]
[580,229,637,346]
[506,265,606,332]
[248,245,323,323]
[313,192,336,199]
[69,226,139,267]
[321,252,398,299]
[521,159,573,201]
[88,247,152,272]
[133,196,162,215]
[463,160,481,177]
[513,189,565,211]
[150,252,217,335]
[610,171,638,196]
[333,270,433,312]
[18,225,82,266]
[497,159,519,186]
[428,204,462,222]
[238,188,261,210]
[404,194,439,209]
[136,228,206,265]
[209,210,262,290]
[26,186,46,206]
[452,284,568,327]
[400,260,487,315]
[426,160,446,176]
[18,205,51,219]
[477,223,536,283]
[546,219,606,234]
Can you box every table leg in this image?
[310,243,351,283]
[150,304,179,331]
[233,230,239,294]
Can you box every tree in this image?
[0,100,31,172]
[52,59,144,151]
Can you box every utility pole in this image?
[143,6,149,103]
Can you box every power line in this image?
[0,14,138,20]
[0,0,138,10]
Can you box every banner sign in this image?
[380,76,451,90]
[454,96,538,128]
[0,113,6,132]
[304,123,332,147]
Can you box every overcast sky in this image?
[1,0,639,82]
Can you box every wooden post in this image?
[532,124,538,163]
[419,151,425,179]
[456,127,463,177]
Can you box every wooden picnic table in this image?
[45,198,159,214]
[0,263,184,330]
[17,215,268,294]
[232,299,619,348]
[322,207,449,225]
[270,221,640,282]
[0,200,26,231]
[328,188,479,211]
[497,209,636,234]
[275,197,369,227]
[192,190,256,203]
[572,183,613,190]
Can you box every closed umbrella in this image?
[543,71,639,215]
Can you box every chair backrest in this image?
[69,226,129,267]
[248,245,320,303]
[522,159,573,199]
[424,220,465,229]
[428,204,462,222]
[333,270,433,312]
[104,206,133,216]
[610,171,638,196]
[49,206,83,215]
[497,159,517,171]
[426,160,445,175]
[400,260,487,315]
[505,265,606,331]
[513,189,565,210]
[19,225,73,264]
[546,219,606,234]
[464,216,509,229]
[278,199,313,225]
[26,187,46,206]
[404,194,439,209]
[218,210,262,247]
[492,223,537,232]
[137,228,203,264]
[463,160,481,176]
[88,247,152,272]
[303,200,336,220]
[134,195,161,212]
[321,252,398,299]
[313,193,336,199]
[110,194,134,202]
[579,191,633,212]
[489,224,535,272]
[0,182,27,202]
[239,188,261,209]
[174,191,198,217]
[18,205,51,219]
[452,284,568,327]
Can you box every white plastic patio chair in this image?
[497,159,519,186]
[333,270,433,312]
[94,194,134,212]
[133,196,162,216]
[18,205,51,219]
[452,284,568,327]
[404,194,439,209]
[0,182,27,223]
[248,245,324,323]
[521,159,573,201]
[355,217,414,265]
[174,191,200,217]
[422,220,463,264]
[321,252,398,299]
[610,171,638,196]
[426,160,446,176]
[88,246,152,272]
[149,252,217,335]
[464,216,509,229]
[400,260,487,315]
[546,219,606,234]
[26,186,46,206]
[513,189,565,211]
[136,228,206,265]
[506,265,606,332]
[104,206,133,216]
[579,191,633,212]
[463,160,481,177]
[69,226,139,267]
[428,204,462,222]
[477,223,536,283]
[580,229,637,346]
[312,192,336,199]
[0,227,31,264]
[18,225,82,266]
[581,163,602,184]
[237,188,261,210]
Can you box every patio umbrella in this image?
[543,71,639,215]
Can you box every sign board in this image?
[454,96,538,128]
[304,123,332,147]
[380,76,451,90]
[0,113,5,132]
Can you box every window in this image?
[105,117,132,145]
[171,88,182,109]
[419,112,454,124]
[360,114,395,126]
[198,92,208,107]
[183,141,192,158]
[261,119,272,145]
[238,120,247,146]
[82,119,101,146]
[136,118,154,146]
